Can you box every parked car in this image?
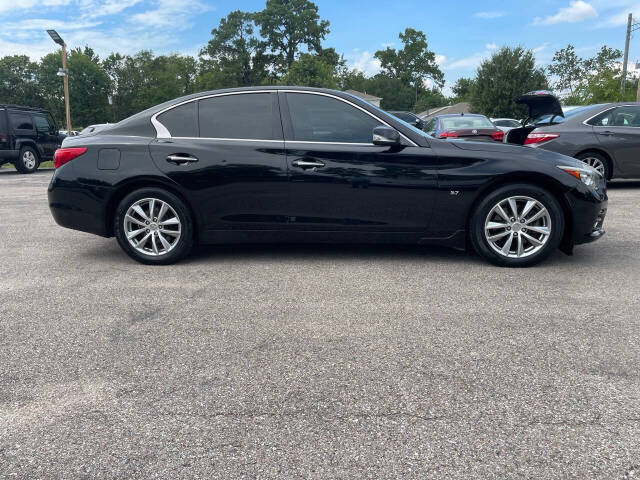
[60,130,80,137]
[48,86,607,267]
[506,91,640,179]
[0,105,61,173]
[388,111,425,130]
[78,124,111,136]
[491,118,521,133]
[424,113,505,141]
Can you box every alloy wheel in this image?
[124,198,181,256]
[23,151,36,170]
[580,156,606,177]
[484,196,552,259]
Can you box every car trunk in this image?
[505,91,564,145]
[448,128,499,141]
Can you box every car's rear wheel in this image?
[114,188,194,265]
[470,184,564,267]
[15,146,40,174]
[576,152,610,179]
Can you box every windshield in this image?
[441,116,494,129]
[391,112,416,122]
[363,101,434,139]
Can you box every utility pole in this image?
[46,30,71,134]
[622,13,632,95]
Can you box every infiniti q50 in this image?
[48,87,607,267]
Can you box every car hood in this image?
[516,90,564,121]
[449,139,584,168]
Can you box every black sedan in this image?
[48,87,607,267]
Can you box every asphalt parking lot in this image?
[1,168,639,479]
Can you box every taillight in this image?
[524,133,559,145]
[53,147,87,169]
[0,133,7,143]
[491,130,504,142]
[439,131,458,138]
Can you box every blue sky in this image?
[1,0,640,94]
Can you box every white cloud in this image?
[445,52,488,70]
[129,0,208,28]
[533,1,598,25]
[4,18,102,31]
[0,0,70,13]
[347,50,381,76]
[473,11,505,19]
[485,43,498,50]
[435,54,447,66]
[597,2,640,27]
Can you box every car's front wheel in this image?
[15,146,40,174]
[470,184,564,267]
[114,188,194,265]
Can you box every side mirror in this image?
[373,126,401,146]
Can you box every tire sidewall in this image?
[470,184,564,267]
[15,146,39,174]
[114,188,194,265]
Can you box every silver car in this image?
[507,91,640,179]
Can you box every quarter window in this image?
[9,112,34,131]
[286,93,383,143]
[157,101,197,137]
[198,93,275,140]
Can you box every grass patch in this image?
[1,160,53,170]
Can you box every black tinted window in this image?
[198,93,275,140]
[0,110,6,135]
[33,115,50,132]
[9,112,34,130]
[157,101,197,137]
[286,93,382,143]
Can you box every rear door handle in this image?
[166,154,198,165]
[292,159,325,169]
[598,131,615,136]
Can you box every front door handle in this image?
[166,154,198,165]
[292,159,325,169]
[598,131,615,136]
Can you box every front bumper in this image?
[567,182,607,247]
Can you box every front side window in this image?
[198,93,275,140]
[286,93,382,143]
[9,112,34,131]
[157,101,197,137]
[0,110,7,136]
[33,115,50,133]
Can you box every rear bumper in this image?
[0,149,18,162]
[47,167,111,237]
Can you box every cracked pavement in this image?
[1,169,639,479]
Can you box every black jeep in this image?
[0,105,62,174]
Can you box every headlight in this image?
[557,165,601,188]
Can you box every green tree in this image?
[547,44,584,97]
[0,55,42,107]
[282,48,344,88]
[198,10,267,88]
[254,0,330,74]
[471,46,548,118]
[451,77,475,102]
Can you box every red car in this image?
[424,113,504,142]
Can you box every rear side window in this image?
[33,115,50,132]
[157,101,197,137]
[9,112,34,131]
[198,93,275,140]
[286,93,382,143]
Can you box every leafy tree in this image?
[471,46,548,118]
[451,77,475,102]
[199,10,267,88]
[547,44,584,97]
[282,48,344,88]
[254,0,330,74]
[0,55,42,107]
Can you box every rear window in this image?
[441,116,494,129]
[157,101,197,137]
[9,112,34,131]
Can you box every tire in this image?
[14,146,40,174]
[470,184,565,268]
[114,188,194,265]
[576,152,610,179]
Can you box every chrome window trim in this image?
[582,104,640,127]
[150,89,417,147]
